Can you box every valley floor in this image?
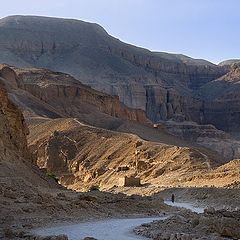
[1,185,240,240]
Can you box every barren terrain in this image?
[0,15,240,240]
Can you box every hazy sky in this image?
[0,0,239,63]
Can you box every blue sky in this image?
[0,0,239,63]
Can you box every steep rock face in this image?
[0,15,227,122]
[0,64,19,88]
[0,75,64,228]
[2,66,240,162]
[14,67,150,124]
[109,46,225,91]
[0,79,29,159]
[145,86,196,122]
[45,131,78,173]
[198,64,240,135]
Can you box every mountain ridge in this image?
[1,15,240,135]
[0,15,228,123]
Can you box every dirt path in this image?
[32,201,205,240]
[32,217,167,240]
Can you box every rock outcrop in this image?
[11,67,150,124]
[134,209,240,240]
[198,63,240,135]
[0,78,29,159]
[162,121,240,160]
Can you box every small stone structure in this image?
[117,166,129,172]
[119,176,141,187]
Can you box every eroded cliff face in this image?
[0,75,62,228]
[109,46,226,90]
[0,15,228,123]
[198,63,240,136]
[145,86,194,122]
[0,79,29,159]
[14,68,150,124]
[162,121,240,160]
[2,65,240,162]
[144,63,240,136]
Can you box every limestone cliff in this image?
[2,65,240,162]
[0,76,63,227]
[13,67,150,124]
[0,15,228,123]
[198,63,240,136]
[162,121,240,160]
[0,78,29,159]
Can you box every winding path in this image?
[33,202,204,240]
[164,200,204,213]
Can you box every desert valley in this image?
[0,15,240,240]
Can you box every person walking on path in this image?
[171,193,175,203]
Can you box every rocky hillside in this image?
[28,115,240,193]
[1,65,239,192]
[161,120,240,160]
[0,76,59,227]
[2,64,240,161]
[0,79,29,159]
[27,115,240,196]
[198,63,240,136]
[0,67,170,239]
[0,15,228,124]
[0,65,149,125]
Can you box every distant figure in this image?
[171,193,175,203]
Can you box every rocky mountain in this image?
[0,64,149,125]
[198,63,240,136]
[218,59,240,66]
[0,15,229,125]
